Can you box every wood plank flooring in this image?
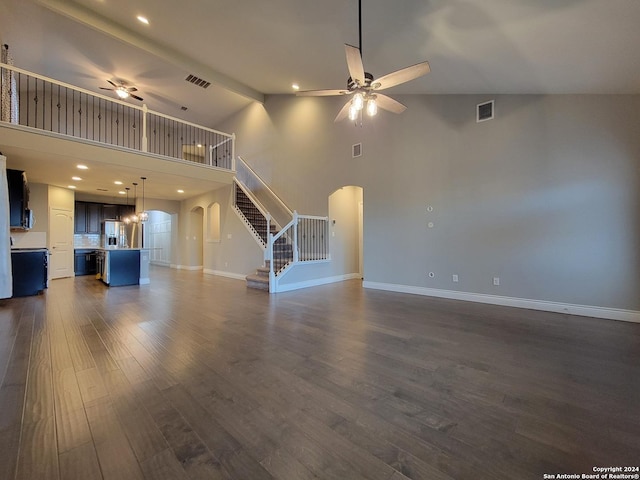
[1,266,639,480]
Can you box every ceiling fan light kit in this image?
[296,0,430,125]
[100,79,144,101]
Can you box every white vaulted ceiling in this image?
[1,0,639,129]
[1,0,639,199]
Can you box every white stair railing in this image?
[267,211,330,292]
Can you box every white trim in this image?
[0,123,236,175]
[362,282,640,323]
[139,278,150,285]
[171,264,202,271]
[275,273,361,293]
[202,269,246,281]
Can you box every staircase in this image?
[245,237,294,291]
[234,181,294,291]
[234,186,275,245]
[234,161,329,293]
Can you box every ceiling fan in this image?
[296,0,430,123]
[100,79,144,101]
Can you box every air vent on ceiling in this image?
[352,143,362,158]
[477,100,494,122]
[181,106,188,111]
[185,74,211,89]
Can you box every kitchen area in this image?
[74,200,150,287]
[1,155,150,300]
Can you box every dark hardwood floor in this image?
[1,266,639,480]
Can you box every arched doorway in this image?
[144,210,173,267]
[189,206,204,268]
[328,186,364,279]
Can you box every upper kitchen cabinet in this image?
[7,169,31,229]
[74,201,102,234]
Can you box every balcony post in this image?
[141,104,148,152]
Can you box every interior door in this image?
[49,208,74,279]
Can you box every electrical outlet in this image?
[452,274,459,283]
[493,277,500,286]
[428,222,434,228]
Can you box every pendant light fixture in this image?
[123,187,131,224]
[131,182,139,224]
[139,177,149,222]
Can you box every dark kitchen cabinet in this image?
[86,203,102,233]
[75,201,102,234]
[11,249,48,297]
[118,204,135,221]
[7,169,30,229]
[74,249,97,276]
[102,204,119,220]
[75,201,136,234]
[74,201,87,233]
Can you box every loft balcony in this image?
[0,63,236,197]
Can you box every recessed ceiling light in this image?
[196,144,203,148]
[77,164,88,170]
[68,185,77,189]
[292,83,300,91]
[118,191,126,195]
[72,176,82,181]
[177,189,184,193]
[114,181,123,185]
[137,15,149,25]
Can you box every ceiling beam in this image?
[37,0,265,104]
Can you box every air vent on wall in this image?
[185,74,211,89]
[477,100,494,122]
[352,143,362,158]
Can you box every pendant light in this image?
[131,182,139,224]
[123,187,131,224]
[139,176,149,222]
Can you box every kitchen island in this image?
[97,248,149,286]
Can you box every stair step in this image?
[246,274,269,291]
[256,267,270,276]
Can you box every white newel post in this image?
[268,232,275,292]
[141,104,148,152]
[293,211,299,263]
[231,133,236,172]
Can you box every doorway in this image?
[49,207,74,279]
[328,186,364,279]
[144,210,173,267]
[189,207,204,268]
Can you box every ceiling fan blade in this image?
[128,87,138,93]
[334,100,352,123]
[297,89,350,97]
[372,61,430,90]
[345,44,365,86]
[375,94,407,114]
[106,79,118,88]
[99,87,114,91]
[130,94,144,101]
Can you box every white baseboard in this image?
[275,273,361,293]
[362,281,640,323]
[203,269,246,281]
[170,264,202,271]
[139,278,150,285]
